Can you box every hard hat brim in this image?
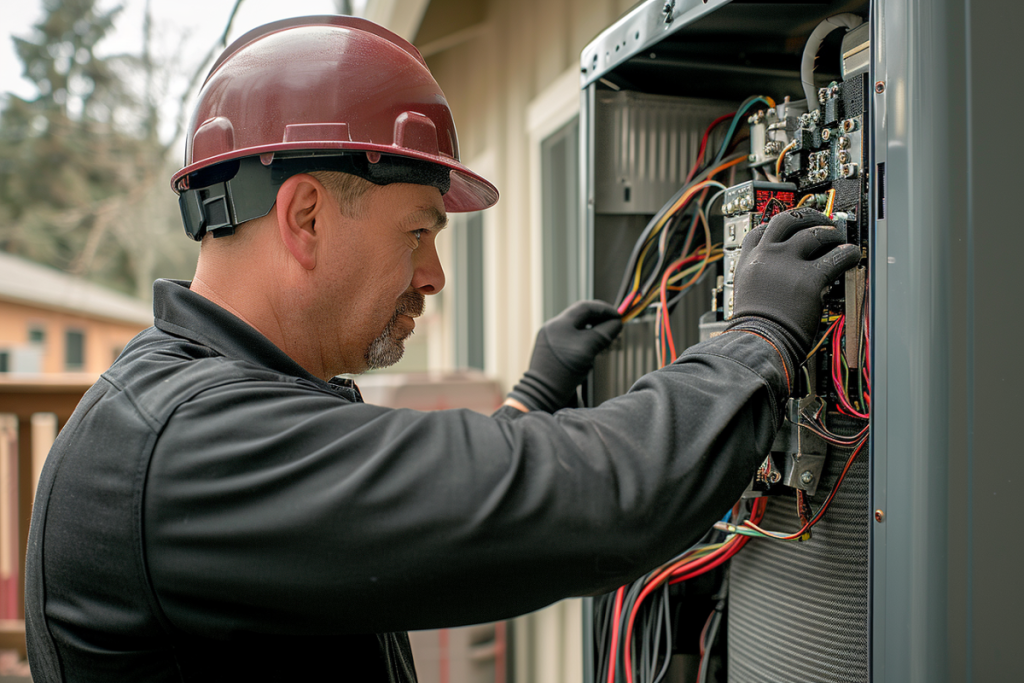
[172,144,498,214]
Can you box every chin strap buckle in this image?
[179,182,237,241]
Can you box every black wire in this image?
[635,207,698,300]
[612,181,698,306]
[651,585,674,683]
[619,98,762,308]
[613,146,747,307]
[697,572,731,683]
[594,593,610,683]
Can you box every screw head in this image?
[748,154,758,163]
[875,509,885,522]
[874,81,886,94]
[800,471,814,485]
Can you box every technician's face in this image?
[318,182,447,375]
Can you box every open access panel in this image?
[580,2,874,681]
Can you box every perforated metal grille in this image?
[727,429,869,683]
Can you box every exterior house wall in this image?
[419,0,635,387]
[0,298,147,375]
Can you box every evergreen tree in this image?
[0,0,195,298]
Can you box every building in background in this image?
[0,250,151,668]
[0,251,151,377]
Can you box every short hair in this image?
[308,171,375,217]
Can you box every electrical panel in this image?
[581,2,873,682]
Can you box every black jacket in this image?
[26,279,787,682]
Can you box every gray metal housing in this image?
[579,0,1024,681]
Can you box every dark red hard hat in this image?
[171,15,497,220]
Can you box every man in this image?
[25,16,860,682]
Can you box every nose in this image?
[412,238,445,295]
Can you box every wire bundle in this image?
[597,95,876,683]
[615,97,777,366]
[714,435,867,542]
[596,499,767,683]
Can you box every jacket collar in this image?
[151,279,362,402]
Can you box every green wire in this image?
[711,96,774,168]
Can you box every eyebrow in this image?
[409,206,449,231]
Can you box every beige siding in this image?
[419,0,635,389]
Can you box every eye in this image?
[411,229,425,241]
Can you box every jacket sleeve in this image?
[143,331,786,637]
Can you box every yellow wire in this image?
[622,252,723,322]
[625,232,719,327]
[795,194,812,208]
[825,188,837,217]
[625,175,733,301]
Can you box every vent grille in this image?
[727,420,869,683]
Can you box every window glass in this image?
[65,330,85,371]
[541,117,580,320]
[453,212,485,370]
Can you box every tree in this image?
[0,0,196,298]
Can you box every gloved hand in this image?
[509,301,623,412]
[729,208,861,359]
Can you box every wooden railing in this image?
[0,376,93,658]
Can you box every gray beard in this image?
[364,291,425,370]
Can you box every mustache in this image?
[395,291,425,318]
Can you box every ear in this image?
[275,174,326,270]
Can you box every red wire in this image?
[698,610,715,657]
[742,437,867,541]
[617,290,637,316]
[831,316,869,419]
[621,499,766,683]
[669,543,744,584]
[658,250,708,365]
[660,261,683,363]
[606,586,625,683]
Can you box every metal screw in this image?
[748,154,758,163]
[875,509,885,522]
[662,0,675,22]
[875,81,886,94]
[821,128,831,141]
[800,471,814,485]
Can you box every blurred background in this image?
[0,0,641,681]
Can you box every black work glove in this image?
[728,208,861,383]
[509,300,623,412]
